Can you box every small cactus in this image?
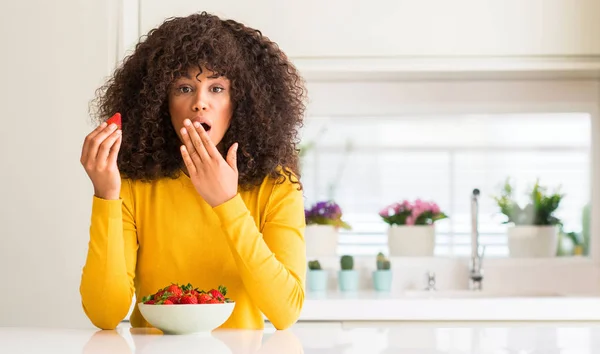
[376,252,391,270]
[308,260,322,270]
[340,255,354,270]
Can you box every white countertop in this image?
[300,290,600,321]
[3,321,600,353]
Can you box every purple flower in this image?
[305,200,351,230]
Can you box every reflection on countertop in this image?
[3,321,600,353]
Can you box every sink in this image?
[403,290,564,298]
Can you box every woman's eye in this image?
[178,86,193,94]
[211,86,224,93]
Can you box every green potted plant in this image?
[304,201,351,257]
[379,199,448,256]
[493,178,564,257]
[560,229,584,256]
[338,255,358,292]
[372,252,392,292]
[307,260,328,292]
[581,203,590,256]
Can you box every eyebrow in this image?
[181,72,223,80]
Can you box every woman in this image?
[79,12,307,330]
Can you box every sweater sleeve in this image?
[212,178,306,330]
[79,179,138,330]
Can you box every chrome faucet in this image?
[470,188,485,290]
[425,271,436,291]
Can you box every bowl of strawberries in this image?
[138,283,235,335]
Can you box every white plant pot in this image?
[387,225,435,257]
[305,224,339,257]
[507,225,559,258]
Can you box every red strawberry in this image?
[197,294,212,304]
[162,299,174,305]
[106,113,122,130]
[144,299,156,305]
[179,294,198,304]
[154,290,165,299]
[208,289,224,302]
[166,295,180,304]
[165,284,183,297]
[209,298,221,304]
[182,285,199,297]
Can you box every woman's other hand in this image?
[180,119,239,207]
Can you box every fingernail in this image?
[110,123,117,130]
[184,119,191,126]
[194,122,201,128]
[181,128,187,135]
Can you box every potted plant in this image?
[304,201,351,257]
[561,229,584,256]
[582,203,591,256]
[379,199,448,256]
[373,252,392,292]
[306,260,328,292]
[493,178,564,257]
[338,255,358,292]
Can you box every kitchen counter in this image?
[300,290,600,321]
[3,321,600,353]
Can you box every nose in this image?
[192,93,207,112]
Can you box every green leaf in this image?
[218,285,227,296]
[493,178,563,226]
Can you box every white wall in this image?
[0,1,118,328]
[139,0,600,58]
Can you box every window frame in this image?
[302,79,600,265]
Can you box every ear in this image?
[226,143,239,172]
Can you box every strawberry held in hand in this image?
[106,112,122,130]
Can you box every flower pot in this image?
[507,225,559,258]
[338,270,358,292]
[387,225,435,257]
[305,224,339,257]
[372,270,392,292]
[307,270,328,292]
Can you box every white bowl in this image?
[138,302,235,335]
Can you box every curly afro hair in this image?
[90,11,306,190]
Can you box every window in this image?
[300,111,591,257]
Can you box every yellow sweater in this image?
[79,171,306,330]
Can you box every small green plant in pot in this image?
[307,260,328,292]
[338,255,358,292]
[372,252,392,292]
[493,178,564,258]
